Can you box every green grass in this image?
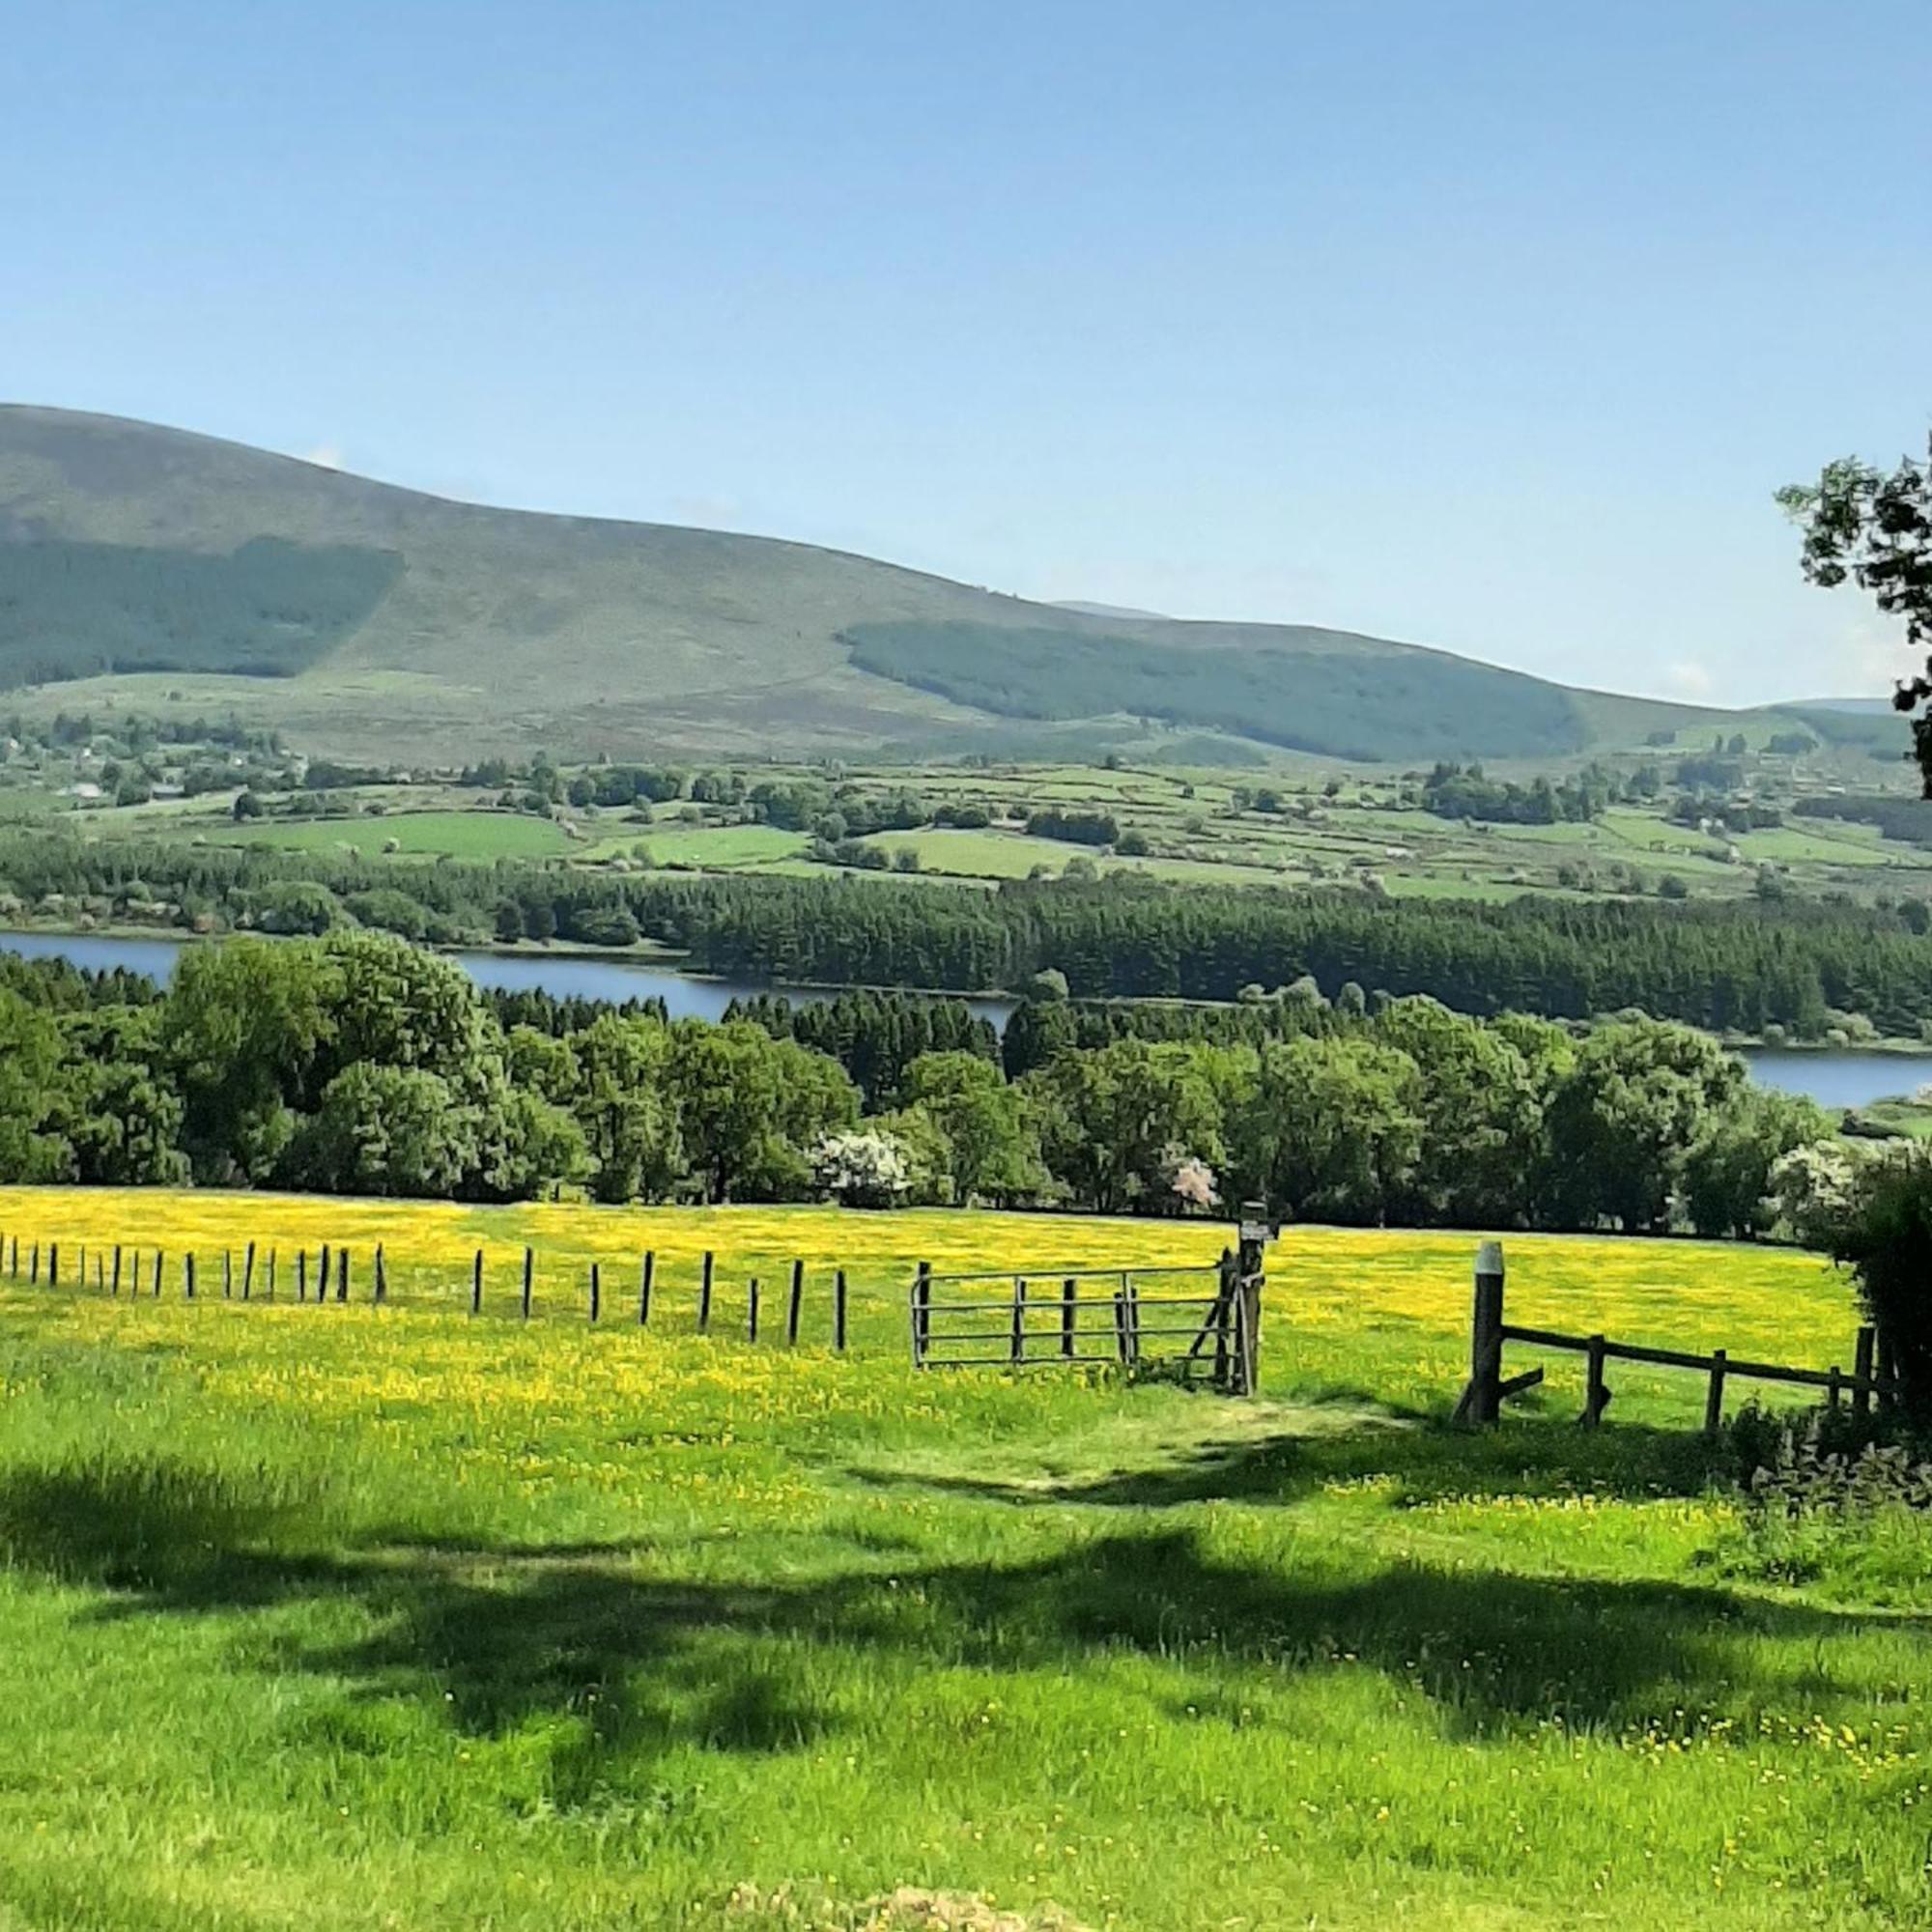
[583,824,811,869]
[228,810,570,858]
[0,1190,1922,1929]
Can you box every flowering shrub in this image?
[810,1129,913,1208]
[1159,1146,1220,1214]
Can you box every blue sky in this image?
[4,0,1928,704]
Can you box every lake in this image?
[0,930,1017,1031]
[1736,1047,1930,1111]
[6,930,1926,1105]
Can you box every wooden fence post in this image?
[47,1242,57,1289]
[242,1241,256,1301]
[1580,1334,1611,1428]
[786,1259,804,1348]
[318,1245,331,1305]
[639,1251,654,1326]
[912,1261,931,1368]
[698,1250,714,1333]
[336,1248,350,1303]
[1125,1274,1142,1369]
[1235,1204,1269,1398]
[111,1243,123,1297]
[1828,1365,1844,1411]
[748,1276,760,1344]
[1113,1284,1129,1365]
[1453,1240,1506,1425]
[374,1244,387,1305]
[1210,1253,1233,1388]
[471,1249,483,1315]
[1855,1326,1876,1418]
[589,1262,601,1322]
[297,1249,307,1303]
[835,1268,848,1353]
[28,1242,39,1287]
[1061,1277,1077,1359]
[267,1248,276,1301]
[1010,1277,1027,1365]
[222,1250,232,1299]
[1703,1348,1727,1437]
[522,1246,533,1321]
[185,1252,195,1300]
[154,1248,163,1298]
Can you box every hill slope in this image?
[0,405,1874,765]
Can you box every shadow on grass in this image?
[1,1448,1918,1810]
[851,1413,1733,1511]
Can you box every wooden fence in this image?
[0,1227,851,1351]
[1451,1238,1897,1432]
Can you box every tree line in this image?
[7,831,1932,1036]
[0,932,1829,1237]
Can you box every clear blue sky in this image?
[4,0,1927,704]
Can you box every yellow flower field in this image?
[0,1187,1918,1930]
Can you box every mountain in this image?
[0,405,1887,766]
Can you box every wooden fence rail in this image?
[1452,1238,1897,1433]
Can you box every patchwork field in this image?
[0,1189,1920,1930]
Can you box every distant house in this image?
[150,781,185,800]
[68,781,103,802]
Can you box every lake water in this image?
[6,930,1924,1105]
[1736,1048,1930,1110]
[0,930,1017,1031]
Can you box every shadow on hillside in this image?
[0,1456,1914,1808]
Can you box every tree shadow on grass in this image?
[852,1412,1732,1511]
[0,1458,1916,1809]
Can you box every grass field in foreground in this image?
[0,1189,1922,1931]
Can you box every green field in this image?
[228,810,571,858]
[0,1187,1921,1930]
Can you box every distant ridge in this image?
[0,404,1889,765]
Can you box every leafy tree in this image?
[0,990,71,1180]
[1780,441,1932,787]
[162,939,336,1181]
[569,1012,683,1203]
[668,1021,858,1202]
[1681,1090,1832,1239]
[1543,1017,1744,1231]
[1234,1036,1422,1225]
[1027,1039,1236,1214]
[901,1050,1048,1205]
[1374,996,1542,1224]
[290,1064,478,1198]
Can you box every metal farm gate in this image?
[908,1221,1269,1396]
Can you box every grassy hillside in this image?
[0,1187,1920,1929]
[0,405,1877,767]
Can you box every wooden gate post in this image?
[1453,1240,1506,1425]
[911,1261,931,1368]
[1854,1326,1876,1418]
[1061,1277,1078,1359]
[1009,1277,1027,1365]
[1235,1202,1271,1398]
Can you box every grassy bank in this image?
[0,1192,1919,1929]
